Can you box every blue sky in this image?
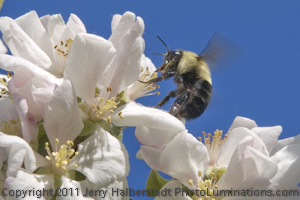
[1,1,300,199]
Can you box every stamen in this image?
[118,112,124,119]
[44,138,79,175]
[0,119,22,137]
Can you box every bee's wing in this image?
[198,32,240,70]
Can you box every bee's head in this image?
[153,36,182,72]
[161,50,182,71]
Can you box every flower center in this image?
[0,118,22,137]
[87,87,125,124]
[53,39,73,57]
[188,129,228,199]
[45,138,78,176]
[189,168,226,200]
[53,39,73,72]
[126,66,160,100]
[0,72,12,99]
[200,129,227,166]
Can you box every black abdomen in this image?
[175,79,212,119]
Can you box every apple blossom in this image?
[0,80,129,200]
[136,117,300,199]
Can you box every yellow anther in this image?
[155,91,160,95]
[118,112,124,119]
[106,86,112,92]
[107,116,112,124]
[198,170,202,177]
[189,179,193,185]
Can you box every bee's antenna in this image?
[157,36,169,52]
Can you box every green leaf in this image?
[146,170,169,197]
[36,124,50,156]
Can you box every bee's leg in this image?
[148,71,176,84]
[155,90,177,108]
[169,92,189,116]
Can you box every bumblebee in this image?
[148,33,236,121]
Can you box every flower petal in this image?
[64,33,116,105]
[44,79,83,148]
[0,15,52,70]
[13,95,39,142]
[58,176,94,200]
[0,54,60,85]
[71,126,129,186]
[218,138,278,190]
[217,127,269,167]
[227,116,257,134]
[66,14,87,34]
[0,133,48,175]
[154,180,192,200]
[104,12,145,98]
[271,143,300,189]
[251,126,282,153]
[15,11,55,64]
[112,102,185,132]
[5,170,54,200]
[141,132,209,189]
[270,134,300,156]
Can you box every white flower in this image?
[0,80,129,199]
[138,116,300,199]
[0,10,159,132]
[63,11,158,127]
[0,10,84,124]
[0,10,86,77]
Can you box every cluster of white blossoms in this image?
[0,10,299,200]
